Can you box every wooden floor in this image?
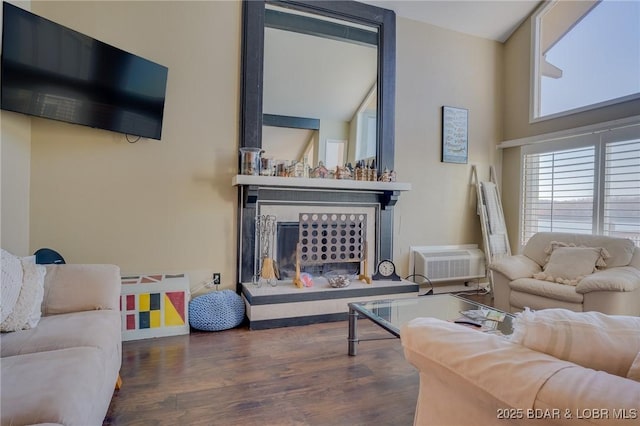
[105,292,492,426]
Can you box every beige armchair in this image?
[488,232,640,315]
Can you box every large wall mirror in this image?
[241,0,396,172]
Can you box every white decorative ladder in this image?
[472,165,511,295]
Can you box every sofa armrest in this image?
[535,366,640,423]
[630,248,640,270]
[488,255,541,281]
[576,266,640,294]
[402,318,640,425]
[42,264,121,315]
[401,317,572,409]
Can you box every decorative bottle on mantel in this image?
[369,159,377,181]
[354,161,364,181]
[240,147,263,176]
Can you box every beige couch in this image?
[401,313,640,426]
[1,264,122,426]
[489,232,640,315]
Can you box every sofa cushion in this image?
[1,347,114,426]
[42,264,121,314]
[535,365,640,417]
[511,308,640,378]
[488,254,541,281]
[628,351,640,382]
[1,256,46,332]
[24,256,47,328]
[576,266,640,294]
[510,278,584,303]
[0,310,121,358]
[1,248,23,323]
[509,291,584,312]
[533,246,606,286]
[401,317,574,410]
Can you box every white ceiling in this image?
[361,0,542,42]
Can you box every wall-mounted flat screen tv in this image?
[1,2,168,140]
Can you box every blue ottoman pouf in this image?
[189,290,245,331]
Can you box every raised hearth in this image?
[242,278,419,330]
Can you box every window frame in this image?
[529,0,640,123]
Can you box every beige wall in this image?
[30,1,240,292]
[501,13,640,252]
[1,1,32,256]
[1,113,31,256]
[394,18,503,274]
[25,1,502,289]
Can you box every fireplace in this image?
[275,222,361,280]
[275,222,299,279]
[274,218,361,281]
[247,202,378,283]
[234,175,410,287]
[233,176,414,329]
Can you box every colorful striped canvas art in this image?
[120,274,190,341]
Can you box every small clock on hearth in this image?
[372,259,401,281]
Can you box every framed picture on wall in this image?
[441,106,468,164]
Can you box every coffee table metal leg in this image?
[348,307,358,356]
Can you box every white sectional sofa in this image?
[402,311,640,426]
[1,262,122,426]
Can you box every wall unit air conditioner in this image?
[411,245,486,283]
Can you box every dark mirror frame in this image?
[240,0,396,172]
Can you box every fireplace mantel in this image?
[232,175,411,209]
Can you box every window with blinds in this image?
[522,146,596,243]
[603,138,640,245]
[520,126,640,247]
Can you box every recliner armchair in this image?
[489,232,640,315]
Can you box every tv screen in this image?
[1,2,168,140]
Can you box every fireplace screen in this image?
[298,213,366,264]
[275,213,367,279]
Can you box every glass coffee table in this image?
[348,294,514,355]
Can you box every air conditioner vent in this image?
[413,247,485,282]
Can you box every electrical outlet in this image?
[212,273,221,285]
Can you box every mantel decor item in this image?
[326,272,352,288]
[372,259,401,281]
[441,106,468,164]
[240,147,263,175]
[255,214,277,287]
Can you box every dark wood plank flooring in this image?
[105,292,492,426]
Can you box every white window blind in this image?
[520,124,640,247]
[602,138,640,245]
[522,146,596,243]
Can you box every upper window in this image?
[531,0,640,121]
